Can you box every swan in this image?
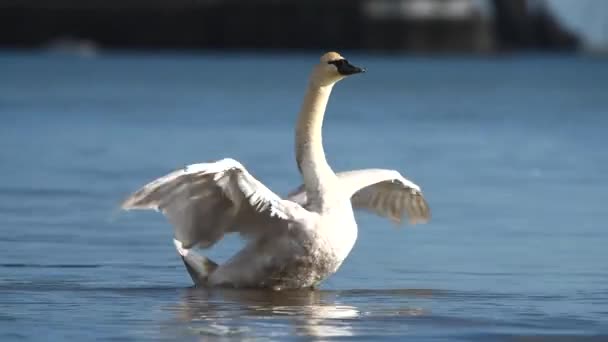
[121,52,430,290]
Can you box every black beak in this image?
[329,59,366,76]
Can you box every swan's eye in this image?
[327,59,347,67]
[327,59,365,76]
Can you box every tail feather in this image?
[173,239,218,286]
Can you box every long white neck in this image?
[295,81,338,208]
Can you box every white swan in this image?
[121,52,430,290]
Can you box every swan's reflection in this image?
[169,288,433,339]
[173,288,359,338]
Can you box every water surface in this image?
[0,51,607,341]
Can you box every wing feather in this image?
[122,158,302,248]
[287,169,430,225]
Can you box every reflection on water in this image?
[169,288,429,339]
[161,287,608,340]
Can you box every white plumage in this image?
[121,52,430,289]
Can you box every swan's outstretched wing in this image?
[122,158,304,248]
[344,169,430,224]
[288,169,430,225]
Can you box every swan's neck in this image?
[295,82,338,207]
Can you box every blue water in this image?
[1,51,607,341]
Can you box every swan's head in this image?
[312,51,365,86]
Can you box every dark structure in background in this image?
[0,0,579,53]
[492,0,578,51]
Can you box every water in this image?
[1,51,607,341]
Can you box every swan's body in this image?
[122,52,430,289]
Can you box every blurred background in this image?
[1,0,607,54]
[1,0,608,341]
